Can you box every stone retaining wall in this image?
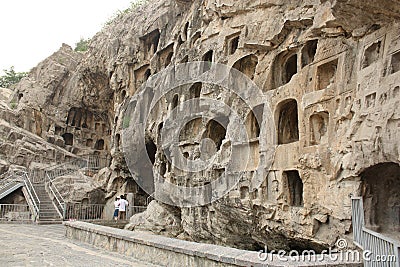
[64,221,362,267]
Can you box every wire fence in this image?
[64,203,148,221]
[0,204,31,222]
[64,203,105,221]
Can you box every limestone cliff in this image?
[1,0,399,252]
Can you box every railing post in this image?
[395,245,400,267]
[63,203,67,220]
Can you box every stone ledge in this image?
[64,221,362,267]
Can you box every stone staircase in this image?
[33,183,62,224]
[0,155,108,224]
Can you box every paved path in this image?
[0,224,158,266]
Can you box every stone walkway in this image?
[0,224,158,266]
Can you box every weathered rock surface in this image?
[1,0,399,253]
[126,200,183,237]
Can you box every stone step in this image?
[39,208,58,212]
[38,206,56,209]
[39,203,56,206]
[39,213,60,216]
[39,210,59,213]
[39,209,59,212]
[37,220,63,225]
[37,196,52,200]
[39,215,61,219]
[40,217,60,220]
[37,196,53,200]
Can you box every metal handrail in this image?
[131,205,147,215]
[45,156,83,170]
[146,193,154,206]
[0,171,22,189]
[0,173,13,183]
[22,173,40,217]
[23,173,40,206]
[351,197,400,267]
[64,202,104,220]
[45,173,64,218]
[45,155,109,181]
[0,179,17,192]
[23,180,39,218]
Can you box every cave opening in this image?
[86,138,93,147]
[277,99,299,144]
[95,139,105,150]
[283,170,303,207]
[144,69,151,81]
[361,162,400,237]
[284,54,297,84]
[62,133,73,146]
[146,139,157,165]
[390,51,400,74]
[172,94,179,111]
[232,54,258,80]
[115,134,121,150]
[165,52,173,67]
[246,104,264,139]
[301,40,318,67]
[202,50,213,72]
[190,82,202,99]
[183,22,189,41]
[142,29,160,58]
[229,36,239,55]
[202,119,227,151]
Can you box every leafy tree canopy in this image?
[0,66,28,88]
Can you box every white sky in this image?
[0,0,133,75]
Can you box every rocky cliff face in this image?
[2,0,400,252]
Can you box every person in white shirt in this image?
[113,196,120,221]
[118,195,129,220]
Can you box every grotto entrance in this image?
[361,162,400,240]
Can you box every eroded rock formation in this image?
[1,0,399,252]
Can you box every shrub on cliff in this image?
[104,0,149,27]
[74,38,91,52]
[0,66,27,88]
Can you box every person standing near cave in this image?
[113,196,120,221]
[118,195,129,220]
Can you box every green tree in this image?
[74,38,90,52]
[0,66,27,88]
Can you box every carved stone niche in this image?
[139,29,160,60]
[309,111,329,146]
[389,50,400,74]
[316,58,338,91]
[232,54,258,80]
[361,40,382,69]
[271,50,298,89]
[282,170,303,207]
[276,99,299,145]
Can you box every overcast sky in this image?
[0,0,133,75]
